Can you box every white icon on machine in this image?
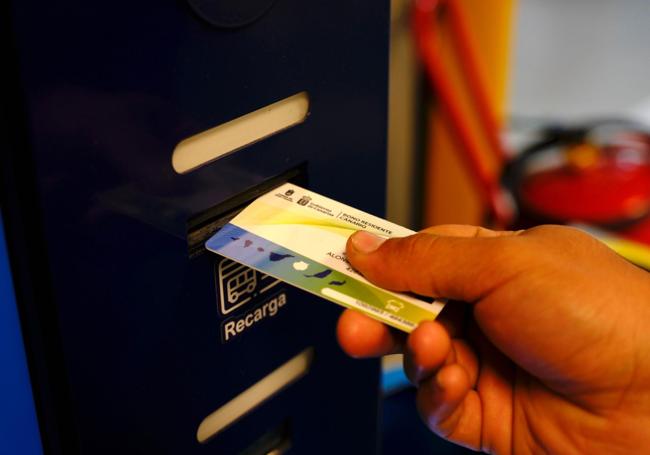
[226,267,257,304]
[216,259,280,315]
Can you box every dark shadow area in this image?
[383,388,475,454]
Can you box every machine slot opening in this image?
[196,347,313,444]
[187,164,307,258]
[172,92,310,174]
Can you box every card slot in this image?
[186,164,307,258]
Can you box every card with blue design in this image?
[205,183,445,332]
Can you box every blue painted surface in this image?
[381,363,410,396]
[6,0,389,452]
[0,214,42,454]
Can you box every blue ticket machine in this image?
[1,1,389,453]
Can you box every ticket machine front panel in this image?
[2,1,389,453]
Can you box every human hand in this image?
[337,225,650,454]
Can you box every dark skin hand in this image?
[336,225,650,454]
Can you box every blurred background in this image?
[5,1,650,452]
[382,0,650,452]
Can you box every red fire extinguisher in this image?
[413,0,650,246]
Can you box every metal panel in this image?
[4,1,389,453]
[0,214,43,455]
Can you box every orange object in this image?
[565,143,600,169]
[417,0,515,227]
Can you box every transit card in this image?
[205,183,445,332]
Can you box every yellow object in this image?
[566,143,600,170]
[424,0,516,226]
[602,238,650,270]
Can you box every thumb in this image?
[346,226,522,302]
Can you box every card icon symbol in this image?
[297,196,311,206]
[216,259,281,315]
[385,300,404,313]
[226,267,257,304]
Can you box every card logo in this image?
[276,188,295,202]
[385,299,404,313]
[297,195,311,206]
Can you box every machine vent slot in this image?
[172,92,309,174]
[196,347,313,443]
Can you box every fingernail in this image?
[350,231,386,253]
